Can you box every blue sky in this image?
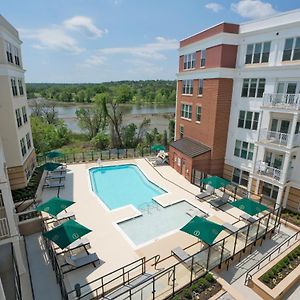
[0,0,299,83]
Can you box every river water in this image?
[28,100,175,133]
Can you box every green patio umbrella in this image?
[180,216,224,245]
[151,144,166,152]
[36,197,74,217]
[231,198,269,216]
[43,219,91,249]
[201,176,229,189]
[41,162,63,171]
[45,150,64,159]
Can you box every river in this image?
[28,100,176,133]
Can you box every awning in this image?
[231,198,269,216]
[36,197,74,217]
[41,162,63,171]
[43,219,91,249]
[180,216,224,245]
[201,176,229,189]
[170,138,210,158]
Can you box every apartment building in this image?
[170,9,300,211]
[0,15,36,190]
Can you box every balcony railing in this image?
[259,129,290,146]
[255,161,283,182]
[262,93,300,109]
[0,217,9,239]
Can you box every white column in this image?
[255,179,260,194]
[282,185,290,208]
[280,152,292,184]
[247,176,253,193]
[276,186,284,208]
[288,114,298,148]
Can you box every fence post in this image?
[100,151,102,160]
[73,153,75,163]
[141,148,144,157]
[134,148,136,157]
[117,149,120,159]
[91,151,94,161]
[125,149,128,158]
[109,149,111,160]
[82,152,85,162]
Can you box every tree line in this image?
[26,80,176,104]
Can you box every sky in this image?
[0,0,299,83]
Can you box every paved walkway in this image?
[25,233,61,300]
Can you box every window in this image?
[26,133,31,150]
[241,78,265,98]
[200,49,206,67]
[13,46,20,66]
[182,80,193,95]
[6,42,13,63]
[282,37,300,61]
[20,138,27,157]
[238,111,259,130]
[232,168,249,187]
[11,77,18,96]
[181,104,192,120]
[234,140,254,160]
[179,125,184,138]
[196,106,202,122]
[183,53,196,69]
[15,108,22,127]
[262,182,279,200]
[198,79,203,95]
[18,79,24,95]
[245,42,271,64]
[22,106,28,123]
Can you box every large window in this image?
[20,138,27,157]
[13,46,20,66]
[183,53,196,70]
[238,111,259,130]
[245,42,271,64]
[26,133,31,150]
[196,106,202,122]
[241,78,265,98]
[22,106,28,123]
[11,77,18,96]
[262,182,279,200]
[6,42,13,63]
[234,140,254,160]
[182,80,193,95]
[232,168,249,187]
[198,79,203,95]
[282,37,300,61]
[200,49,206,67]
[181,104,192,120]
[15,108,22,127]
[18,79,24,95]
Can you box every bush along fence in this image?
[36,147,159,166]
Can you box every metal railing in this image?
[255,161,283,182]
[0,217,9,238]
[244,230,300,285]
[263,93,300,109]
[259,129,290,146]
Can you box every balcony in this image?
[255,161,283,182]
[259,129,290,146]
[262,93,300,110]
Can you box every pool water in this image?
[89,164,165,210]
[90,164,202,246]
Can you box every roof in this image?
[170,138,210,158]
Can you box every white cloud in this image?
[231,0,277,19]
[20,16,105,53]
[20,26,84,53]
[205,3,223,13]
[63,16,106,38]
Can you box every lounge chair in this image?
[56,237,91,255]
[43,180,65,189]
[62,252,100,273]
[240,213,257,223]
[223,222,240,233]
[195,185,214,200]
[209,193,230,208]
[172,247,203,273]
[46,173,66,180]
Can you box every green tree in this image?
[122,123,137,148]
[163,130,168,146]
[91,132,110,150]
[168,119,175,142]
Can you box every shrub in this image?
[191,284,198,291]
[205,273,215,283]
[198,278,208,288]
[261,274,270,284]
[183,288,192,299]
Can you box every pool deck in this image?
[38,158,296,298]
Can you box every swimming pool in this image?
[89,164,165,210]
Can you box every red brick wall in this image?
[206,44,237,68]
[180,23,239,48]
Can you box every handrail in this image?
[68,253,161,298]
[244,229,300,285]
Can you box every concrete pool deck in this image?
[38,158,287,297]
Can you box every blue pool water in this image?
[90,164,203,246]
[89,164,165,210]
